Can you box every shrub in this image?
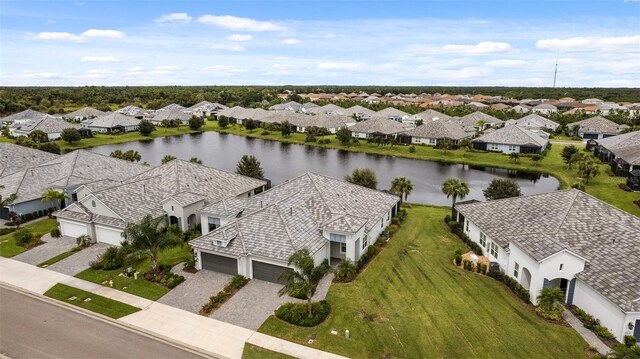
[624,335,637,348]
[318,139,331,144]
[536,305,564,321]
[50,228,61,238]
[618,183,631,191]
[100,247,125,270]
[444,214,452,223]
[594,324,616,341]
[167,275,185,289]
[408,145,416,153]
[304,134,317,142]
[334,258,358,282]
[260,130,270,136]
[477,263,487,275]
[200,275,249,315]
[76,234,91,247]
[487,268,531,303]
[183,255,196,268]
[224,275,249,292]
[275,300,331,327]
[454,253,462,266]
[0,228,16,236]
[14,229,34,247]
[462,259,475,271]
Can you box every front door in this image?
[634,320,640,343]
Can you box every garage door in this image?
[201,252,238,275]
[59,220,87,238]
[95,226,123,246]
[252,260,291,284]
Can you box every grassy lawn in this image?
[257,206,586,359]
[44,283,140,319]
[242,344,295,359]
[38,246,82,267]
[0,219,58,258]
[75,244,191,301]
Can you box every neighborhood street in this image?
[0,286,207,359]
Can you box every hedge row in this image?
[200,275,249,315]
[444,216,483,256]
[569,305,616,341]
[487,268,531,304]
[275,300,331,327]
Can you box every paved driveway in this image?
[158,266,232,313]
[12,235,76,266]
[47,243,111,276]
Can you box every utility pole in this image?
[553,56,558,88]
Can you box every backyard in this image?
[0,219,58,257]
[255,206,587,359]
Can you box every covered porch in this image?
[627,170,640,191]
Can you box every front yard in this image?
[44,283,140,319]
[257,206,586,358]
[0,219,58,257]
[75,245,191,301]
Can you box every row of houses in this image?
[590,130,640,189]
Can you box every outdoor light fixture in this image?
[629,322,635,330]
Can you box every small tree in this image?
[336,127,352,145]
[345,168,377,189]
[459,138,472,157]
[278,249,329,318]
[188,116,204,130]
[280,121,292,137]
[110,150,141,162]
[41,189,68,209]
[236,155,264,179]
[161,155,177,164]
[61,128,81,144]
[390,177,413,201]
[38,142,61,154]
[483,178,522,200]
[29,130,49,143]
[561,145,578,168]
[509,152,520,163]
[578,158,600,184]
[0,185,17,209]
[138,120,155,136]
[189,157,202,164]
[531,153,543,165]
[537,287,565,309]
[567,152,585,170]
[441,178,470,219]
[244,119,257,131]
[218,116,229,128]
[122,215,179,273]
[439,138,453,155]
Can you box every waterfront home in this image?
[116,105,145,118]
[472,125,548,154]
[455,189,640,343]
[376,107,409,122]
[150,108,192,125]
[0,143,58,178]
[513,113,560,132]
[305,103,346,116]
[349,117,408,139]
[86,112,141,133]
[9,115,78,140]
[188,101,228,118]
[345,105,377,120]
[0,109,49,125]
[61,107,107,122]
[55,160,266,245]
[593,130,640,176]
[399,120,469,146]
[191,172,400,282]
[0,150,146,220]
[568,116,624,139]
[216,106,270,124]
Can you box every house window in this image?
[490,242,499,259]
[559,264,564,271]
[381,220,383,228]
[362,235,368,249]
[508,145,517,152]
[214,240,223,246]
[340,242,347,253]
[91,200,96,208]
[490,144,499,151]
[208,217,220,232]
[329,233,346,243]
[514,262,520,278]
[479,232,486,248]
[465,219,469,232]
[429,138,436,144]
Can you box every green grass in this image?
[75,245,191,301]
[0,219,57,258]
[242,343,295,359]
[44,283,140,319]
[257,206,587,359]
[37,246,82,267]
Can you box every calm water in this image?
[88,132,560,205]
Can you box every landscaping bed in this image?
[200,275,249,315]
[275,300,331,327]
[0,219,57,258]
[44,283,140,319]
[569,305,618,347]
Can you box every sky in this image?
[1,0,639,87]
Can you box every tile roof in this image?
[345,105,377,117]
[89,112,141,128]
[62,107,107,119]
[11,116,78,134]
[459,111,504,126]
[0,143,59,177]
[1,109,48,123]
[376,107,409,118]
[472,124,548,147]
[569,116,622,134]
[218,107,270,121]
[514,114,559,129]
[414,109,452,122]
[596,130,640,165]
[150,109,192,122]
[456,189,640,312]
[157,103,187,112]
[348,117,407,135]
[401,120,468,140]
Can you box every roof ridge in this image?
[276,203,298,251]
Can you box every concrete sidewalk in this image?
[0,257,348,359]
[563,309,611,355]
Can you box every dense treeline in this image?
[1,86,638,116]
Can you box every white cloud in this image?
[204,65,248,73]
[128,66,144,73]
[30,32,84,42]
[83,69,111,78]
[208,44,246,52]
[154,13,192,23]
[47,20,56,24]
[536,35,640,51]
[486,59,527,67]
[81,29,126,39]
[20,72,61,79]
[280,38,301,45]
[226,34,253,41]
[153,65,180,74]
[197,15,286,32]
[80,56,120,62]
[442,41,514,55]
[318,62,367,71]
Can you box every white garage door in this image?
[59,220,87,238]
[95,226,123,246]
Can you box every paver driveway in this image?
[12,235,76,266]
[47,243,111,276]
[158,266,232,313]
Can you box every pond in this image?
[88,132,560,206]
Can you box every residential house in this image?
[514,114,560,132]
[217,107,270,124]
[305,103,346,116]
[399,120,469,146]
[157,103,187,112]
[455,190,640,343]
[117,105,145,118]
[0,143,58,178]
[472,125,548,154]
[55,160,266,245]
[532,103,558,115]
[457,111,504,133]
[345,105,377,120]
[269,101,302,112]
[568,116,624,139]
[150,109,192,125]
[592,131,640,176]
[191,172,400,282]
[375,107,409,122]
[9,115,78,140]
[0,109,49,126]
[512,104,531,114]
[188,101,228,118]
[86,112,141,133]
[0,150,147,220]
[349,117,408,139]
[62,107,107,122]
[413,109,452,122]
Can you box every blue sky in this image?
[1,0,639,87]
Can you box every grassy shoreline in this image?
[3,120,638,215]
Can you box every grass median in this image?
[44,283,140,319]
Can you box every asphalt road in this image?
[0,286,208,359]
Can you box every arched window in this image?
[91,200,96,208]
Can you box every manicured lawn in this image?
[38,246,82,267]
[242,344,294,359]
[75,244,191,301]
[44,283,140,319]
[257,206,586,359]
[0,219,58,258]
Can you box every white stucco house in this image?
[9,115,78,140]
[190,173,400,283]
[455,190,640,343]
[472,125,548,154]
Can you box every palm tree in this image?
[440,138,453,155]
[509,152,520,163]
[459,138,472,157]
[578,158,601,184]
[41,189,68,209]
[122,215,180,273]
[476,120,487,131]
[161,155,177,164]
[441,178,470,219]
[278,249,329,318]
[0,185,17,209]
[390,177,413,201]
[537,287,566,309]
